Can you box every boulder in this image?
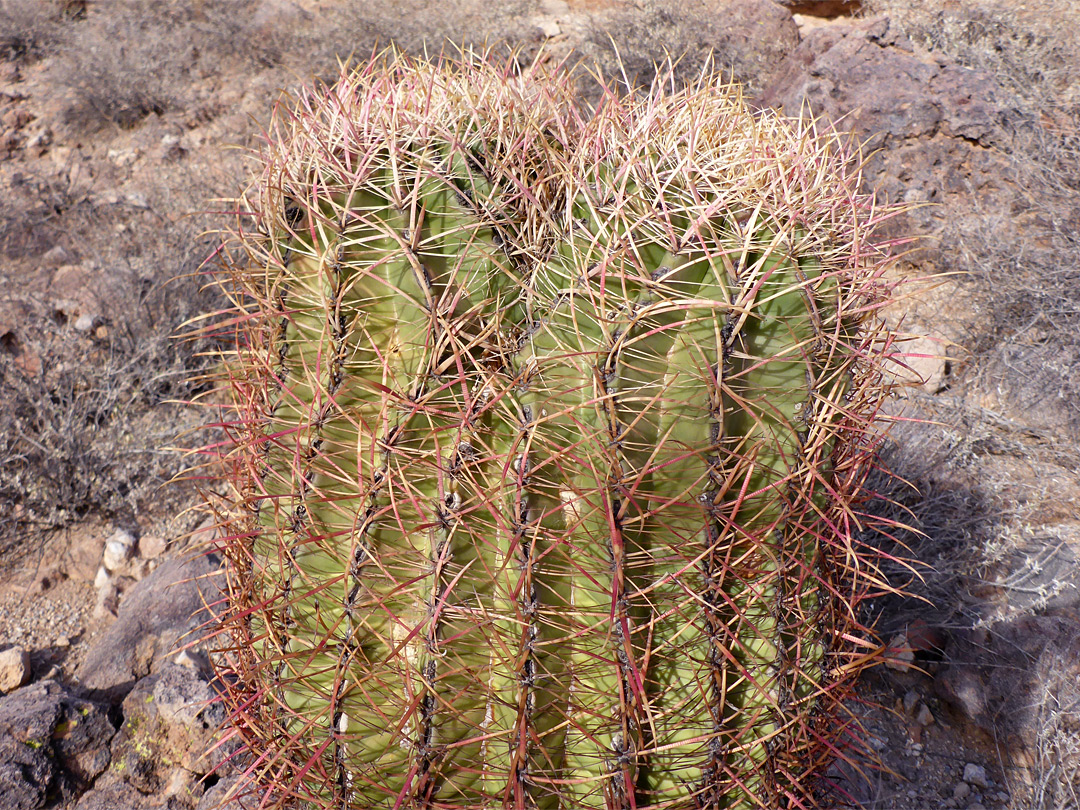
[77,552,220,702]
[109,664,226,796]
[0,680,115,810]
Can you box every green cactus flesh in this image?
[215,53,895,810]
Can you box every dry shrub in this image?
[0,0,65,62]
[1024,652,1080,809]
[55,0,283,130]
[0,185,225,559]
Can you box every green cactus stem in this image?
[206,50,903,810]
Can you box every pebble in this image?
[93,564,111,589]
[916,703,935,726]
[0,645,30,692]
[963,763,990,789]
[138,534,167,559]
[534,18,561,37]
[103,528,136,571]
[55,635,71,648]
[954,781,971,800]
[884,631,915,671]
[903,689,920,713]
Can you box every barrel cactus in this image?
[207,49,902,810]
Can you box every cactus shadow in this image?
[836,413,1080,807]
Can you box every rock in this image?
[884,631,915,671]
[963,762,990,789]
[138,534,167,559]
[534,17,561,38]
[954,780,971,800]
[102,528,136,572]
[106,147,140,167]
[93,581,119,620]
[0,646,30,693]
[196,775,247,810]
[915,702,935,726]
[902,688,920,714]
[49,263,102,325]
[935,617,1080,754]
[77,552,220,701]
[936,665,987,725]
[41,244,72,267]
[73,775,177,810]
[758,13,1031,268]
[0,680,115,808]
[110,664,225,795]
[159,133,185,160]
[776,0,861,15]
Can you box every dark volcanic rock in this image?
[0,680,115,810]
[77,553,220,702]
[110,664,225,797]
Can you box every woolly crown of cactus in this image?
[203,48,904,810]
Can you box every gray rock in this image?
[77,552,220,701]
[936,665,988,726]
[0,680,115,809]
[110,664,226,795]
[915,702,935,726]
[102,528,136,572]
[196,775,248,810]
[963,762,990,789]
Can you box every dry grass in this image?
[0,0,66,63]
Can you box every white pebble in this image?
[102,528,136,571]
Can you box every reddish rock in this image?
[759,14,1027,254]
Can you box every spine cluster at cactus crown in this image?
[205,48,907,810]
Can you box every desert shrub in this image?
[0,188,225,558]
[0,0,65,62]
[55,0,283,130]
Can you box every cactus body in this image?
[210,51,900,810]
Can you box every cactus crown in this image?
[207,49,903,810]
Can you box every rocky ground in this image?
[0,1,1077,808]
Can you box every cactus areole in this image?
[209,50,903,810]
